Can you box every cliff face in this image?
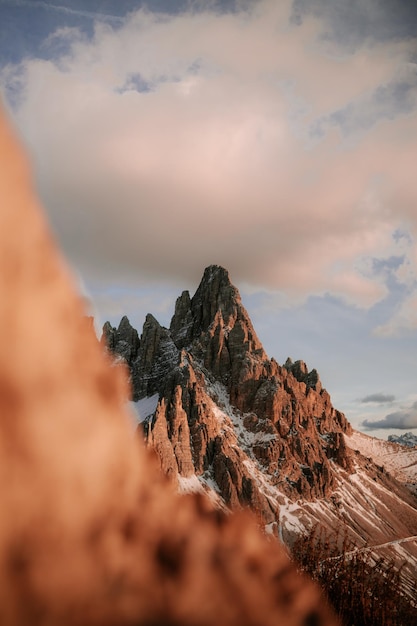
[104,267,417,598]
[104,266,354,519]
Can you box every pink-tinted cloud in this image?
[2,0,417,311]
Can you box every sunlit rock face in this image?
[105,267,417,602]
[0,107,339,625]
[107,264,354,514]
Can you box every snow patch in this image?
[129,394,159,424]
[177,474,206,495]
[178,473,227,509]
[278,502,305,534]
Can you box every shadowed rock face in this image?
[102,315,140,364]
[0,106,339,625]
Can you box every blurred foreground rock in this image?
[0,106,338,626]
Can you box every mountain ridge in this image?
[102,266,354,503]
[102,265,417,599]
[388,432,417,448]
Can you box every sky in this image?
[1,0,417,439]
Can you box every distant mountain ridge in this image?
[102,265,417,600]
[388,432,417,448]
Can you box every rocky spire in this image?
[101,315,140,365]
[169,289,193,349]
[102,265,354,510]
[170,265,267,387]
[284,358,322,392]
[131,314,178,400]
[183,265,242,336]
[171,266,262,346]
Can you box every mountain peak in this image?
[388,432,417,448]
[101,315,139,363]
[103,264,355,503]
[203,264,230,282]
[101,265,417,603]
[201,264,234,289]
[168,266,266,379]
[190,264,241,330]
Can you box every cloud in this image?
[1,0,417,309]
[292,0,417,49]
[363,401,417,429]
[374,291,417,337]
[360,393,395,404]
[313,67,417,139]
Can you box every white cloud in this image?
[2,0,417,309]
[374,292,417,337]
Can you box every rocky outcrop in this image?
[101,315,140,364]
[170,266,267,387]
[284,358,321,392]
[104,265,355,514]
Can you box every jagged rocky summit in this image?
[102,266,417,570]
[102,267,353,515]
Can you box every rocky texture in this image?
[106,265,354,513]
[101,315,140,365]
[0,106,340,626]
[104,266,417,603]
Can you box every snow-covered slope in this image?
[345,430,417,489]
